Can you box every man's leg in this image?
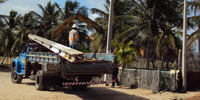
[115,77,119,86]
[111,74,115,88]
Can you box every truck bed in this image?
[27,52,114,75]
[62,60,113,75]
[62,53,114,75]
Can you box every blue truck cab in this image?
[12,45,29,75]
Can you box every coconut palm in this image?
[113,41,140,81]
[0,11,20,64]
[29,1,60,39]
[10,13,36,53]
[55,0,88,20]
[187,0,200,53]
[113,41,140,68]
[92,0,183,68]
[91,0,135,52]
[0,0,8,28]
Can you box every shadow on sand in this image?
[49,86,149,100]
[0,66,10,72]
[20,77,149,100]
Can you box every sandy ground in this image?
[0,67,200,100]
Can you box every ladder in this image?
[28,34,85,63]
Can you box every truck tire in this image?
[11,67,22,83]
[35,70,45,90]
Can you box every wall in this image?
[103,68,178,92]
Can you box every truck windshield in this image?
[22,45,28,53]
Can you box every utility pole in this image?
[182,0,187,91]
[106,0,114,53]
[104,0,114,85]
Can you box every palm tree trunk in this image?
[146,39,150,69]
[147,21,153,69]
[166,47,169,69]
[1,50,7,64]
[161,53,164,69]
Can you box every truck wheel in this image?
[11,67,22,83]
[35,70,45,90]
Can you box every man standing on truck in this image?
[111,55,120,88]
[69,24,79,49]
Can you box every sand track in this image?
[0,67,199,100]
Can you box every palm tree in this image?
[0,0,7,28]
[0,11,20,64]
[113,41,140,68]
[92,0,183,68]
[113,41,140,82]
[29,1,60,39]
[55,0,88,20]
[10,13,36,53]
[187,0,200,53]
[91,0,135,52]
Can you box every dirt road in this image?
[0,67,199,100]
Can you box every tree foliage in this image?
[113,41,140,68]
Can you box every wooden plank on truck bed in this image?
[28,34,84,63]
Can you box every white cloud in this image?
[87,0,105,11]
[89,13,99,21]
[86,0,105,21]
[0,0,53,15]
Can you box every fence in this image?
[101,68,177,92]
[101,51,200,92]
[187,52,200,71]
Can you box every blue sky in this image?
[0,0,106,20]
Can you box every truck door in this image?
[18,45,28,74]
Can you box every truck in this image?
[11,14,114,91]
[11,37,114,90]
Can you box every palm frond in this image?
[91,8,107,17]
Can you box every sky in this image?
[0,0,106,20]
